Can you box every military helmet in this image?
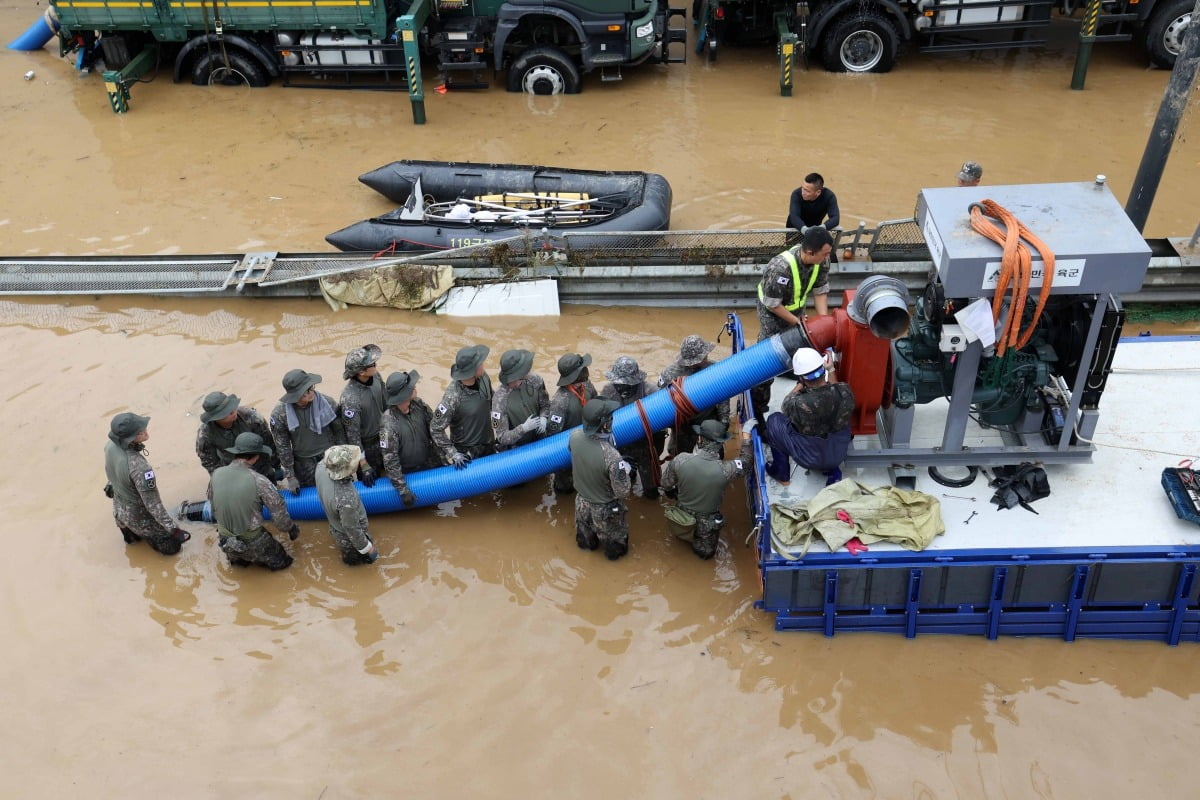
[343,344,382,380]
[323,444,362,481]
[556,352,592,387]
[109,412,150,447]
[582,398,621,434]
[678,335,715,366]
[604,356,646,386]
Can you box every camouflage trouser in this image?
[690,510,725,560]
[219,529,292,570]
[575,496,629,560]
[113,501,183,555]
[361,437,386,477]
[620,439,664,498]
[294,454,323,488]
[463,443,497,460]
[553,467,575,494]
[749,380,773,425]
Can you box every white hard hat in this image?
[791,348,826,379]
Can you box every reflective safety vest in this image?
[758,249,820,312]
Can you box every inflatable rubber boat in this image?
[326,160,672,252]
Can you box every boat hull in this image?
[326,160,672,252]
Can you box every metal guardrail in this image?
[1,223,1197,305]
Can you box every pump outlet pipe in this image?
[251,325,806,519]
[182,325,809,521]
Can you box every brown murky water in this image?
[2,7,1200,796]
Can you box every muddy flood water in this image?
[3,4,1200,796]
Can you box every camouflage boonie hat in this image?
[582,398,621,434]
[692,419,731,443]
[678,334,716,366]
[200,391,240,423]
[343,344,382,380]
[604,356,646,386]
[109,412,150,447]
[957,161,983,183]
[556,352,592,387]
[323,444,362,481]
[225,432,273,458]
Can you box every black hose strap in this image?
[927,465,980,488]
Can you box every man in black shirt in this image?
[786,172,840,232]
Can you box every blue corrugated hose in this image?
[193,326,802,521]
[8,14,57,50]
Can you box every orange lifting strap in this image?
[968,199,1056,356]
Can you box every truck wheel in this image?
[506,47,581,94]
[821,13,899,73]
[191,50,270,87]
[1144,0,1192,69]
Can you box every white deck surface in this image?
[765,337,1200,556]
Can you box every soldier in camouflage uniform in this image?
[103,412,191,555]
[315,445,380,566]
[381,369,438,507]
[749,227,835,425]
[195,391,281,481]
[431,344,496,469]
[600,355,664,499]
[340,344,387,486]
[657,335,730,457]
[491,349,550,451]
[570,399,633,560]
[207,432,300,570]
[759,347,855,486]
[546,352,597,494]
[269,369,347,493]
[660,419,752,560]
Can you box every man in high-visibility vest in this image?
[749,226,834,425]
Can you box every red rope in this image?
[665,377,700,458]
[634,398,663,485]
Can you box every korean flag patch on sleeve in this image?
[550,414,563,424]
[776,276,789,285]
[437,403,448,415]
[491,410,502,420]
[343,408,356,419]
[143,470,156,490]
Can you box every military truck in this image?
[693,0,1193,90]
[50,0,687,121]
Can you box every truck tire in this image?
[506,47,581,94]
[191,50,270,87]
[821,13,899,73]
[1144,0,1192,69]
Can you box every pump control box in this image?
[915,182,1151,297]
